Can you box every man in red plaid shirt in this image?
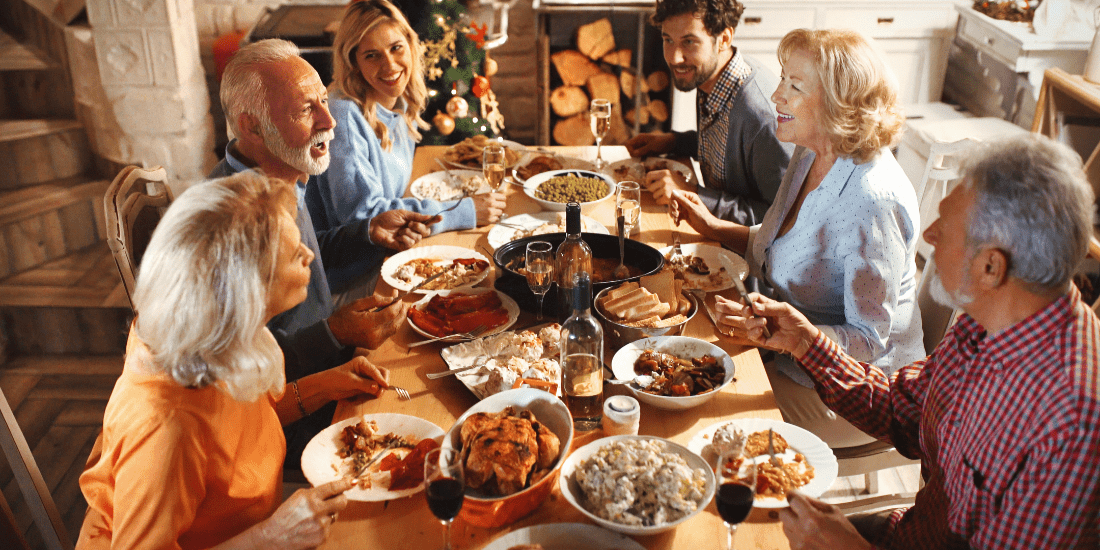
[725,133,1100,549]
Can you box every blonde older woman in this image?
[672,29,924,449]
[306,0,505,267]
[78,172,391,550]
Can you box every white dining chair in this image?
[913,138,978,262]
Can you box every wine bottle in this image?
[555,202,592,319]
[560,272,603,431]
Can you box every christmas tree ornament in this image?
[484,57,498,77]
[433,111,456,135]
[446,96,469,118]
[472,75,491,98]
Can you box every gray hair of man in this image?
[220,38,301,139]
[960,133,1094,292]
[132,171,296,402]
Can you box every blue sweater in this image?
[307,96,477,239]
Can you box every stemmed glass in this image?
[525,241,554,321]
[616,180,642,238]
[590,98,612,170]
[424,447,465,550]
[482,142,507,192]
[716,448,757,549]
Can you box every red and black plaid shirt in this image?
[800,286,1100,549]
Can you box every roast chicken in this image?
[459,407,561,496]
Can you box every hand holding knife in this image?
[732,276,771,339]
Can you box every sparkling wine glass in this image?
[525,241,554,321]
[482,142,507,192]
[424,447,464,550]
[616,180,642,238]
[590,98,612,170]
[716,448,757,550]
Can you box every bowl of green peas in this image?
[523,169,616,213]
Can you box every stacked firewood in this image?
[549,18,670,146]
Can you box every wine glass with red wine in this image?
[716,447,757,549]
[424,447,464,550]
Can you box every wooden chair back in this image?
[103,166,172,310]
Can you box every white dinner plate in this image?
[442,138,528,170]
[380,245,490,293]
[409,169,488,201]
[657,243,748,292]
[486,212,608,249]
[608,157,694,184]
[481,523,646,550]
[687,417,839,508]
[300,413,444,502]
[512,153,598,184]
[407,288,520,340]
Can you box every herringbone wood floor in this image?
[0,354,121,550]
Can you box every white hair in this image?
[220,39,301,138]
[961,134,1094,291]
[132,171,297,402]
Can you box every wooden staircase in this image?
[0,1,127,547]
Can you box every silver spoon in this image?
[614,215,630,280]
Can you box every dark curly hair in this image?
[651,0,745,36]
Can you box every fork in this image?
[408,324,489,348]
[668,200,684,265]
[357,441,399,476]
[767,428,782,467]
[388,385,412,401]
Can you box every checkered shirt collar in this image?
[698,49,752,124]
[952,285,1079,371]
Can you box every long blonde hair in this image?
[331,0,429,150]
[778,29,904,163]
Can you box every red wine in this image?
[716,482,754,524]
[426,477,465,520]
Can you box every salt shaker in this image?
[602,395,640,436]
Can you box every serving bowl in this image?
[593,285,699,351]
[558,434,716,535]
[609,335,737,410]
[440,388,573,528]
[523,169,616,213]
[492,233,664,318]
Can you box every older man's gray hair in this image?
[961,133,1094,291]
[220,39,301,138]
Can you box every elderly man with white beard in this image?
[717,134,1100,549]
[209,39,438,466]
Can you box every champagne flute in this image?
[590,98,612,170]
[424,447,464,550]
[616,180,642,238]
[716,448,757,550]
[525,241,554,321]
[482,142,507,192]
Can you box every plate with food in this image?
[441,135,527,170]
[513,153,598,183]
[407,288,520,340]
[481,523,646,550]
[608,335,735,410]
[608,157,694,184]
[380,245,491,292]
[300,413,445,502]
[440,323,563,400]
[687,417,838,508]
[487,212,608,250]
[657,243,747,292]
[523,169,616,212]
[409,169,487,201]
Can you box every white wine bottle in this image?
[560,271,603,431]
[555,202,592,319]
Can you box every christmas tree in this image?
[413,0,505,145]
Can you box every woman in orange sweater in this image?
[78,171,391,549]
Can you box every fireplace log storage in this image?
[534,0,674,145]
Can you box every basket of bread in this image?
[594,270,698,350]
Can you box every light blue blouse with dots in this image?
[745,146,926,387]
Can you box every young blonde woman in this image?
[306,0,505,258]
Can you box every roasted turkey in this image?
[459,407,561,496]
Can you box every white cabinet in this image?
[733,1,957,105]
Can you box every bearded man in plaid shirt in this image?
[724,133,1100,549]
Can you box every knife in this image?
[732,276,771,338]
[370,267,452,312]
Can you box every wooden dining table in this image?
[319,145,792,550]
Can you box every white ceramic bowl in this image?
[610,335,736,410]
[523,169,615,213]
[558,434,716,535]
[441,388,573,527]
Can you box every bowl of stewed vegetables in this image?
[523,169,616,212]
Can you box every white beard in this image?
[928,269,973,309]
[261,120,333,176]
